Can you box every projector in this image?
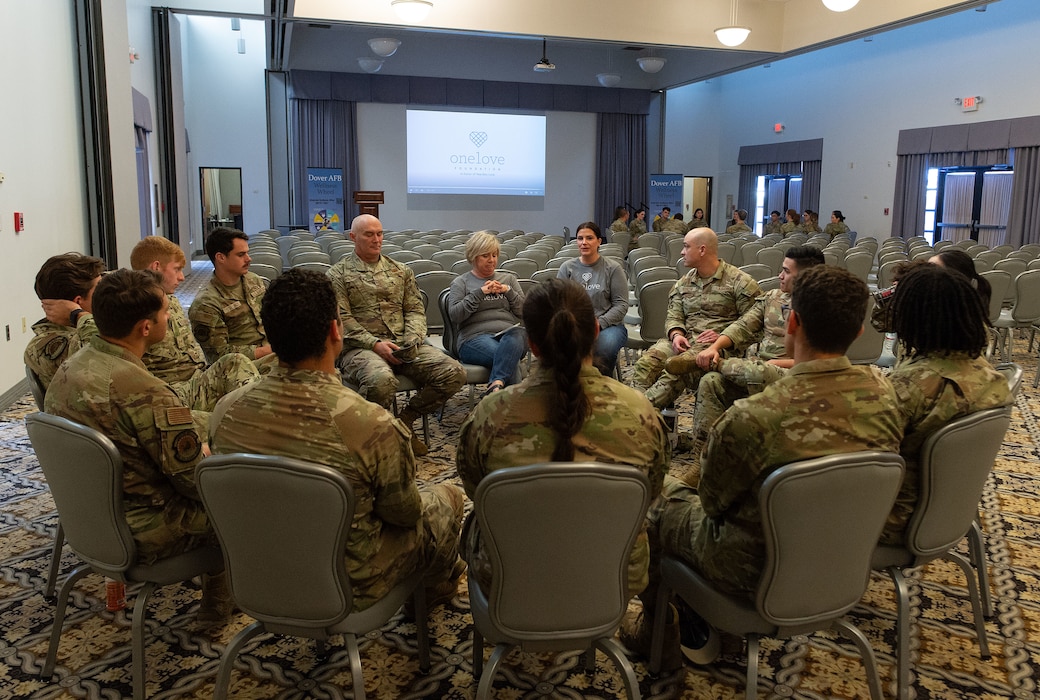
[533,59,555,72]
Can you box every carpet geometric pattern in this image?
[1,261,1037,699]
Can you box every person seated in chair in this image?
[457,278,669,602]
[25,253,105,390]
[45,269,231,624]
[210,268,466,612]
[328,214,465,456]
[447,231,527,395]
[621,265,903,670]
[880,263,1010,546]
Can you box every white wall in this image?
[357,104,596,235]
[664,0,1040,242]
[0,1,91,398]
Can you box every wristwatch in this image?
[69,308,84,327]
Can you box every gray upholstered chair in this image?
[468,462,651,700]
[196,454,430,700]
[872,406,1011,700]
[25,366,65,598]
[25,412,224,700]
[437,288,493,408]
[738,263,773,281]
[650,451,905,700]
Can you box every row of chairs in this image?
[25,394,1012,700]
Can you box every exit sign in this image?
[962,96,979,112]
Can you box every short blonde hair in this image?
[465,231,500,264]
[130,236,186,270]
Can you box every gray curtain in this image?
[738,164,768,216]
[737,160,821,222]
[595,113,647,230]
[800,159,821,213]
[1008,146,1040,247]
[891,153,927,239]
[290,99,360,227]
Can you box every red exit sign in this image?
[962,96,979,112]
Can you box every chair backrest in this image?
[636,279,674,343]
[499,257,538,278]
[877,260,901,289]
[515,249,550,268]
[846,296,885,364]
[387,249,421,263]
[844,252,874,282]
[994,258,1027,303]
[757,451,904,632]
[289,250,331,265]
[1010,269,1040,321]
[738,263,774,281]
[756,246,785,273]
[979,270,1012,323]
[250,262,280,283]
[635,265,679,289]
[25,365,46,410]
[474,463,650,646]
[530,267,560,282]
[638,232,663,251]
[608,230,631,249]
[25,412,135,576]
[994,362,1023,397]
[438,288,463,357]
[415,271,456,334]
[906,406,1011,561]
[249,250,284,271]
[196,454,354,631]
[405,258,443,275]
[757,275,781,292]
[631,254,669,279]
[432,249,465,269]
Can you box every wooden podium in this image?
[354,191,384,218]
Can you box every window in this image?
[929,165,1012,246]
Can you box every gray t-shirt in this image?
[557,256,629,329]
[447,270,525,347]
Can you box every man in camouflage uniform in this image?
[725,209,752,235]
[210,269,465,611]
[881,264,1010,545]
[630,227,761,409]
[130,236,259,412]
[652,206,671,233]
[609,206,630,239]
[623,265,903,668]
[661,213,688,235]
[327,214,465,456]
[45,269,229,622]
[188,227,274,365]
[764,210,783,236]
[25,253,104,390]
[676,246,825,470]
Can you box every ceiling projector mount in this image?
[533,39,555,72]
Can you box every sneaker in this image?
[676,600,721,665]
[664,351,700,376]
[619,604,682,672]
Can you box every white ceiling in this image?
[184,0,998,89]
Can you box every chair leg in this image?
[745,634,760,700]
[42,564,91,677]
[648,582,672,674]
[472,627,484,678]
[595,637,642,700]
[944,551,991,659]
[412,586,430,672]
[214,621,265,700]
[968,518,994,618]
[131,581,158,700]
[832,618,885,700]
[345,632,366,700]
[44,522,65,598]
[476,643,510,700]
[888,567,913,700]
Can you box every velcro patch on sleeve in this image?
[165,406,194,426]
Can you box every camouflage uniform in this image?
[692,289,790,450]
[629,218,647,237]
[44,336,211,564]
[881,353,1010,545]
[780,222,803,236]
[688,217,708,230]
[457,364,670,599]
[147,294,259,411]
[725,222,752,235]
[650,356,903,598]
[824,221,851,238]
[209,367,464,611]
[631,261,761,408]
[188,271,269,364]
[610,218,629,238]
[652,216,666,233]
[661,218,688,235]
[328,253,465,412]
[24,312,98,390]
[764,220,783,236]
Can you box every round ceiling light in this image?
[368,38,401,57]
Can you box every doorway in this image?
[200,167,243,247]
[932,166,1012,247]
[682,176,712,228]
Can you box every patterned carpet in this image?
[1,261,1038,698]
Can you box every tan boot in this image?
[397,408,429,457]
[664,351,699,376]
[619,603,682,672]
[195,572,235,627]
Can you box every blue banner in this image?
[306,168,344,232]
[649,174,684,222]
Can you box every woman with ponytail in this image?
[457,278,669,597]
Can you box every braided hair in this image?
[891,264,989,358]
[522,279,596,461]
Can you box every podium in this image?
[354,191,384,218]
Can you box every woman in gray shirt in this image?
[557,221,629,376]
[447,232,527,394]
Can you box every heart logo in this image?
[469,131,488,147]
[581,272,593,282]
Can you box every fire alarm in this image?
[774,123,785,133]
